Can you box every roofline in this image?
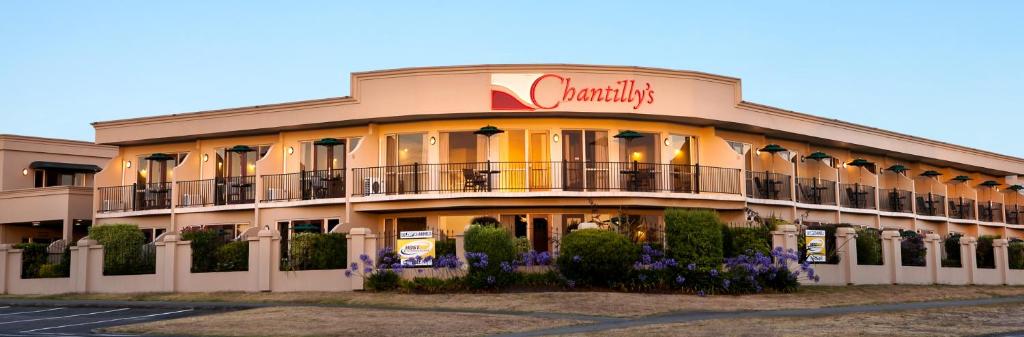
[0,134,116,150]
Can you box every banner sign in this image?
[397,231,435,266]
[804,229,827,262]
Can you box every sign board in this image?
[491,73,655,111]
[397,231,435,266]
[804,229,827,262]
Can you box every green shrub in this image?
[977,235,1000,269]
[1009,240,1024,270]
[37,263,64,278]
[463,225,517,288]
[14,243,48,279]
[855,228,883,265]
[182,229,221,272]
[664,208,723,268]
[365,270,400,291]
[216,240,249,271]
[556,229,637,287]
[513,237,531,254]
[470,216,500,227]
[400,277,464,293]
[721,225,771,258]
[435,239,456,257]
[900,230,927,267]
[89,224,154,275]
[515,270,563,288]
[287,233,347,270]
[942,233,963,267]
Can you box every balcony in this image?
[262,169,345,202]
[97,182,172,212]
[978,201,1004,223]
[177,176,255,207]
[795,177,836,205]
[352,161,741,197]
[915,193,946,217]
[879,188,913,213]
[746,171,792,201]
[840,183,876,209]
[948,197,976,220]
[1007,205,1023,225]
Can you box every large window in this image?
[619,132,658,163]
[440,131,485,163]
[136,152,188,184]
[300,139,351,172]
[216,145,270,178]
[35,170,89,188]
[386,134,426,166]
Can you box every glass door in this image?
[670,135,695,192]
[529,132,550,190]
[562,130,608,191]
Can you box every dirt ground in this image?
[106,306,580,337]
[563,302,1024,337]
[16,285,1024,318]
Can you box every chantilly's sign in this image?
[491,73,655,111]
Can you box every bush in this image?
[900,230,927,267]
[14,243,48,279]
[365,270,400,291]
[1009,240,1024,270]
[182,229,221,272]
[435,239,456,257]
[287,233,347,270]
[855,228,883,265]
[400,277,464,293]
[942,233,963,267]
[664,208,723,268]
[977,235,999,269]
[556,229,637,287]
[89,224,155,275]
[513,237,530,254]
[470,216,500,227]
[216,240,249,271]
[721,225,771,258]
[38,263,65,278]
[464,225,517,288]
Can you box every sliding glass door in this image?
[562,130,608,191]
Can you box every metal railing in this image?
[352,161,741,196]
[916,193,946,217]
[840,183,876,209]
[879,188,913,213]
[948,197,976,220]
[795,177,836,205]
[262,169,345,202]
[97,182,172,212]
[1007,205,1023,225]
[978,201,1003,223]
[746,171,792,201]
[177,176,256,207]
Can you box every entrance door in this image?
[562,130,608,191]
[531,216,549,252]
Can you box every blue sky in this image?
[1,2,1022,156]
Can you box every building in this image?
[90,64,1024,252]
[0,135,117,244]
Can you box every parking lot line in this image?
[20,309,193,333]
[0,309,64,317]
[0,308,130,325]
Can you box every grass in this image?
[10,285,1024,318]
[563,302,1024,337]
[104,306,580,337]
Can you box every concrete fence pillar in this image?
[72,238,97,293]
[158,234,179,292]
[346,228,371,290]
[771,224,799,254]
[962,236,978,285]
[836,227,857,285]
[0,244,10,294]
[255,229,276,292]
[881,230,901,284]
[924,233,941,284]
[456,225,468,268]
[994,238,1009,285]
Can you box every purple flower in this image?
[344,270,352,277]
[697,290,706,297]
[638,273,647,282]
[675,275,685,284]
[687,263,696,271]
[572,255,583,263]
[486,275,496,285]
[500,261,514,273]
[709,269,719,277]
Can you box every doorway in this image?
[532,215,550,252]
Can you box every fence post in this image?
[770,224,798,253]
[72,238,97,293]
[0,244,9,294]
[455,226,468,269]
[694,164,701,193]
[962,236,977,285]
[924,233,941,284]
[256,229,276,292]
[994,238,1009,285]
[836,227,857,285]
[158,234,178,292]
[346,228,371,291]
[881,229,901,284]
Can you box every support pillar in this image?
[72,238,98,293]
[962,236,977,285]
[0,244,10,294]
[158,234,178,292]
[346,228,370,290]
[881,229,901,284]
[924,233,941,284]
[455,226,467,269]
[256,229,276,292]
[994,238,1009,285]
[836,227,857,285]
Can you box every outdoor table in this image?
[620,169,640,191]
[479,169,500,191]
[810,185,828,204]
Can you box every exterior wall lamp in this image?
[125,160,132,168]
[202,154,209,162]
[553,134,560,143]
[287,147,294,155]
[429,136,436,145]
[663,137,670,146]
[22,168,29,176]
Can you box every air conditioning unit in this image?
[101,199,121,212]
[362,178,385,196]
[181,194,193,207]
[266,188,286,201]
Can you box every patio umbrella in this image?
[920,170,942,195]
[226,145,255,153]
[847,158,872,184]
[474,125,505,161]
[1008,185,1024,192]
[758,144,788,173]
[313,138,343,146]
[886,164,910,190]
[314,138,344,171]
[145,153,174,161]
[614,130,645,162]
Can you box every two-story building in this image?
[0,135,117,244]
[91,64,1024,252]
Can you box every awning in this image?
[29,161,102,172]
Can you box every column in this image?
[72,238,98,293]
[881,229,901,284]
[455,226,467,268]
[771,224,799,253]
[256,229,276,292]
[994,238,1009,285]
[836,227,857,285]
[346,228,370,290]
[924,233,941,284]
[0,244,9,294]
[962,236,977,285]
[158,234,178,292]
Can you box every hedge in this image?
[182,228,249,273]
[664,208,723,268]
[557,229,637,287]
[721,225,771,258]
[1009,240,1024,270]
[463,225,517,288]
[976,235,999,269]
[286,233,347,270]
[900,230,927,267]
[89,224,155,275]
[942,233,963,268]
[855,228,883,265]
[14,243,48,279]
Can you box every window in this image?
[300,139,347,172]
[218,146,270,178]
[619,132,658,163]
[727,141,753,172]
[440,131,484,163]
[136,152,188,184]
[35,169,93,187]
[386,134,426,166]
[669,135,694,165]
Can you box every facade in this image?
[0,135,117,244]
[90,64,1024,252]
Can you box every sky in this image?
[1,2,1022,156]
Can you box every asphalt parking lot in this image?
[0,305,205,336]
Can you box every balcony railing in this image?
[177,176,255,207]
[351,161,741,196]
[795,177,836,205]
[978,201,1004,223]
[262,169,345,202]
[915,193,946,217]
[948,197,976,220]
[746,171,792,201]
[97,182,172,212]
[1007,205,1023,225]
[879,188,913,213]
[840,183,876,209]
